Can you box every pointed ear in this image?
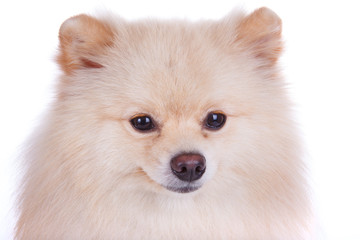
[236,7,282,66]
[57,14,115,74]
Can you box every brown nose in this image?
[170,153,206,182]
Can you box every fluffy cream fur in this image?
[16,8,313,239]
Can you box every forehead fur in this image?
[109,20,235,109]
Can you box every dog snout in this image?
[170,153,206,182]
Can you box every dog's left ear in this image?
[236,7,282,66]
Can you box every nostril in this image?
[195,166,203,173]
[170,153,206,182]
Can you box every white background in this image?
[1,0,359,239]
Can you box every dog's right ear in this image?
[57,14,115,75]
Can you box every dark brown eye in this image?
[204,112,226,130]
[130,115,155,132]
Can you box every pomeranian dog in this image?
[16,7,313,239]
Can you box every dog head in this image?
[56,8,286,196]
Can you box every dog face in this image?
[56,8,284,195]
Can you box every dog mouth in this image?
[136,167,203,193]
[164,183,202,193]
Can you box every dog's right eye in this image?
[204,111,226,130]
[130,114,156,132]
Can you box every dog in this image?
[16,7,313,239]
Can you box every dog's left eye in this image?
[204,111,226,130]
[130,115,156,132]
